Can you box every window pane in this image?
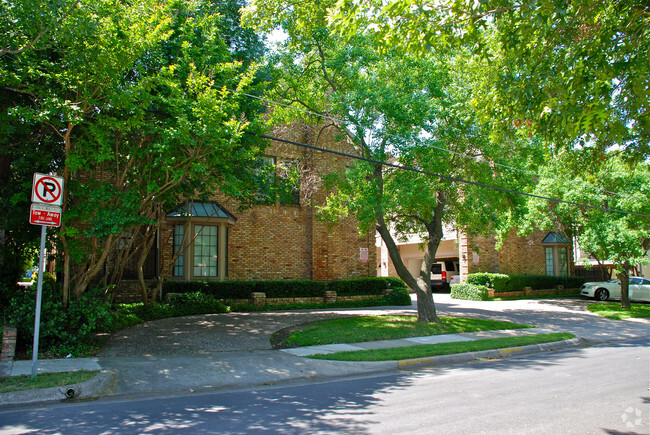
[173,225,184,277]
[558,247,568,276]
[193,225,218,277]
[545,247,554,276]
[254,156,276,204]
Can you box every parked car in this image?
[580,277,650,302]
[431,260,459,292]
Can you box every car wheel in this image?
[594,288,609,301]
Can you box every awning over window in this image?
[166,201,237,222]
[542,232,571,244]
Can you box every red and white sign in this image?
[360,248,369,263]
[32,173,64,206]
[29,204,62,227]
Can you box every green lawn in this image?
[0,370,99,394]
[587,303,650,320]
[277,315,533,348]
[308,333,575,362]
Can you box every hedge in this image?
[450,283,489,301]
[466,273,586,293]
[163,277,404,299]
[327,277,393,296]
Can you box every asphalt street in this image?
[0,337,648,434]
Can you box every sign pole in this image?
[31,224,47,379]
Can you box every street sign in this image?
[32,173,64,206]
[29,203,62,227]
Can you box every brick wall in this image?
[114,122,376,302]
[460,230,554,277]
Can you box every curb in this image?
[396,338,585,368]
[0,371,113,407]
[0,338,584,407]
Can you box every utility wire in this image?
[238,90,636,201]
[249,132,650,218]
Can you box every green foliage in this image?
[243,0,532,324]
[450,283,489,301]
[466,273,509,289]
[166,291,231,316]
[465,273,586,293]
[1,0,270,299]
[164,277,403,300]
[5,287,112,355]
[328,0,649,156]
[382,286,412,306]
[327,278,390,296]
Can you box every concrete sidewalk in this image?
[0,327,581,406]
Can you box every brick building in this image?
[377,227,575,283]
[112,123,376,302]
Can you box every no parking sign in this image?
[31,173,64,206]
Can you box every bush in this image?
[163,278,403,300]
[450,283,489,301]
[327,277,392,296]
[466,273,509,291]
[167,291,230,316]
[466,273,586,293]
[381,286,412,305]
[6,287,112,355]
[163,280,326,300]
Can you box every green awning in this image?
[542,232,571,244]
[166,201,236,221]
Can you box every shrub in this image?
[167,291,230,316]
[163,280,326,300]
[163,278,403,300]
[6,286,112,354]
[382,286,412,305]
[466,273,509,291]
[385,276,408,289]
[450,283,489,301]
[327,277,391,296]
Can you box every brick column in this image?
[251,292,266,307]
[1,326,17,362]
[324,291,337,303]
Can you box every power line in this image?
[239,90,637,201]
[250,132,650,218]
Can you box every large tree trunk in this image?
[619,262,631,310]
[375,193,445,324]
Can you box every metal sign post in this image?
[31,225,47,379]
[29,172,64,379]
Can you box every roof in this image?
[166,201,237,221]
[542,232,572,244]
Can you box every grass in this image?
[587,303,650,320]
[278,315,533,348]
[309,333,576,361]
[0,370,99,394]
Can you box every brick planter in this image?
[488,287,580,299]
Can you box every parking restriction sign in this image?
[32,173,64,206]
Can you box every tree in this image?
[329,0,650,158]
[2,0,268,304]
[524,151,650,308]
[243,0,534,322]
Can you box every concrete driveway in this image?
[97,294,648,358]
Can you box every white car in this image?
[580,277,650,302]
